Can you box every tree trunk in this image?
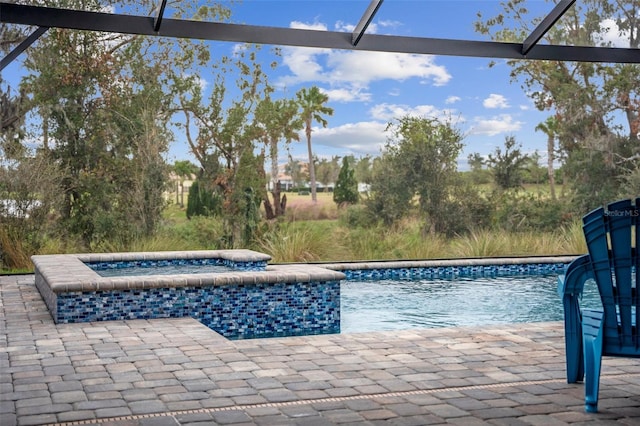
[263,181,286,220]
[306,133,317,203]
[547,135,556,200]
[263,195,275,220]
[271,181,284,217]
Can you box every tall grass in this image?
[450,229,511,258]
[256,222,348,262]
[0,228,31,270]
[338,220,449,261]
[1,199,590,273]
[559,220,587,254]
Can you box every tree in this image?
[467,153,484,172]
[333,157,359,206]
[315,156,340,192]
[466,152,491,185]
[476,0,640,210]
[486,136,529,190]
[285,156,307,189]
[254,96,301,219]
[21,15,175,247]
[353,155,373,185]
[368,116,464,235]
[522,151,547,185]
[535,116,559,199]
[0,87,28,160]
[0,154,61,269]
[176,47,271,246]
[295,86,334,203]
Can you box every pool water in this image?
[94,264,235,277]
[340,274,602,333]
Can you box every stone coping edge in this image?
[317,255,579,271]
[32,251,345,293]
[73,249,272,263]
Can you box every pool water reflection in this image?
[340,275,602,333]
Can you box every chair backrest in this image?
[583,199,640,350]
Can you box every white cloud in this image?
[279,48,450,89]
[327,51,450,86]
[377,20,402,30]
[335,21,356,32]
[369,103,456,122]
[290,21,328,31]
[308,121,388,156]
[279,46,328,84]
[469,114,523,136]
[182,74,208,91]
[322,88,371,103]
[277,20,451,99]
[594,19,629,48]
[445,96,461,104]
[483,94,510,109]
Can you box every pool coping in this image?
[316,255,578,271]
[31,250,346,293]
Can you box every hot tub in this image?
[32,250,344,339]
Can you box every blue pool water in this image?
[93,263,235,277]
[340,274,602,333]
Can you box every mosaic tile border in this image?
[340,262,569,280]
[323,256,576,281]
[85,257,268,272]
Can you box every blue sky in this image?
[221,0,556,170]
[2,1,568,170]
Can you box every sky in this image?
[222,0,555,170]
[3,0,617,170]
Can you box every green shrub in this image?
[333,157,359,206]
[186,180,222,219]
[338,204,377,229]
[490,192,572,232]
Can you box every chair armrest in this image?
[558,255,593,383]
[558,255,593,298]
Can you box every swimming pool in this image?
[340,274,602,333]
[32,252,582,339]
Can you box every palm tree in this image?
[535,116,559,200]
[296,86,333,203]
[255,96,302,218]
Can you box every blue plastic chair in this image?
[558,198,640,412]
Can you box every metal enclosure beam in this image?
[0,26,48,71]
[522,0,576,55]
[153,0,168,32]
[352,0,383,46]
[1,3,639,64]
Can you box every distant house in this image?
[267,164,295,191]
[165,172,196,206]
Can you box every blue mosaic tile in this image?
[85,258,267,272]
[341,262,569,281]
[55,280,340,339]
[54,260,569,340]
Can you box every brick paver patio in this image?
[2,274,640,425]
